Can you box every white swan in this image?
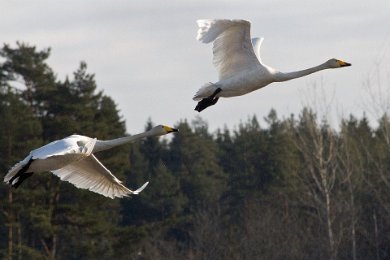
[4,125,178,199]
[193,19,351,112]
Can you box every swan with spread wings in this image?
[4,125,178,199]
[193,19,351,112]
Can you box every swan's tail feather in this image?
[4,164,22,183]
[193,82,218,101]
[4,156,32,184]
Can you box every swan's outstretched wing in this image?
[197,19,261,80]
[52,155,149,199]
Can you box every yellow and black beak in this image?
[163,125,179,133]
[338,60,351,67]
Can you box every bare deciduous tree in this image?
[293,109,340,259]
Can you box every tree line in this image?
[1,43,390,259]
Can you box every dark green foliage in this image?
[0,44,127,259]
[1,43,390,259]
[0,85,42,259]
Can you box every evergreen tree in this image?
[0,43,129,259]
[0,85,42,259]
[0,43,57,119]
[221,115,270,223]
[170,119,226,210]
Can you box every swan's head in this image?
[326,58,351,68]
[149,125,179,136]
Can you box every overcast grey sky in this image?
[1,0,390,134]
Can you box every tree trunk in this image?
[48,181,61,259]
[8,189,13,260]
[373,211,380,260]
[348,180,357,260]
[17,222,22,260]
[324,189,335,260]
[321,165,336,260]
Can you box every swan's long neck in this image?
[273,62,329,82]
[92,131,153,153]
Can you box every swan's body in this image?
[4,125,178,199]
[193,19,351,112]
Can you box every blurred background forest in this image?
[1,43,390,259]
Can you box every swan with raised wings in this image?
[4,125,178,199]
[193,19,351,112]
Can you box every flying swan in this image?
[193,19,351,112]
[4,125,178,199]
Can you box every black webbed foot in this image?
[195,97,219,112]
[13,172,33,189]
[194,88,222,112]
